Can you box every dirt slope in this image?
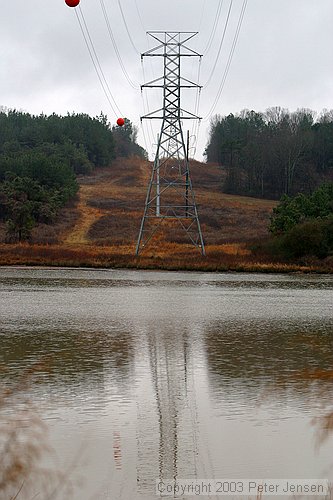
[61,157,276,247]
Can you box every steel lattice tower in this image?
[136,32,205,256]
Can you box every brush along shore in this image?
[0,242,332,273]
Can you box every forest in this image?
[205,107,333,199]
[0,109,145,241]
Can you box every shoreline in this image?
[0,243,332,274]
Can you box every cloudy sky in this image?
[1,0,332,159]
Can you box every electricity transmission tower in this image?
[136,32,205,256]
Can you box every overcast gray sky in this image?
[1,0,332,159]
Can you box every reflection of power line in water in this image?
[185,328,218,498]
[136,326,200,494]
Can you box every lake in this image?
[0,267,332,499]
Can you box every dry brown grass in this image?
[0,242,330,273]
[5,155,269,247]
[68,157,276,247]
[0,361,77,499]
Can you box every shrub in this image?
[269,183,333,234]
[279,216,333,259]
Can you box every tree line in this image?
[205,107,333,199]
[0,109,145,241]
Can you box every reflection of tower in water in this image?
[136,325,200,495]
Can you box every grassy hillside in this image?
[65,158,276,246]
[0,157,332,272]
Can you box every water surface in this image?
[0,268,332,499]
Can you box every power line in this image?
[203,0,233,87]
[139,121,150,159]
[198,0,208,32]
[117,0,140,55]
[134,0,146,33]
[203,0,248,120]
[78,6,122,115]
[194,119,202,158]
[140,89,154,156]
[99,0,140,90]
[141,62,156,147]
[191,58,202,139]
[202,0,224,55]
[75,7,122,117]
[145,32,161,113]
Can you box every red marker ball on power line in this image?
[65,0,80,7]
[117,118,125,127]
